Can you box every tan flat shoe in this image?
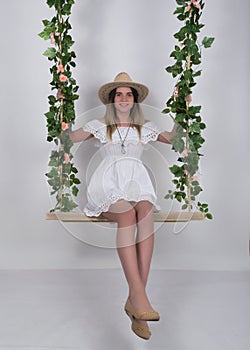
[125,299,160,322]
[131,319,151,340]
[124,300,151,340]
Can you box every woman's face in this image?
[114,87,134,114]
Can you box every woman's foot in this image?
[125,296,160,321]
[129,291,152,313]
[124,299,151,340]
[131,318,151,340]
[128,292,160,321]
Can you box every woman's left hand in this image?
[185,94,192,104]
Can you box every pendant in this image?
[121,144,126,154]
[115,123,131,155]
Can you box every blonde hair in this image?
[104,87,145,140]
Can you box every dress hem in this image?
[83,195,160,218]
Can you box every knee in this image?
[136,201,153,220]
[118,207,137,227]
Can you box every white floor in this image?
[0,269,249,350]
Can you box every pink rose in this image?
[50,32,55,44]
[64,153,70,164]
[191,0,197,3]
[185,4,191,12]
[196,3,201,9]
[173,87,179,98]
[57,88,65,100]
[59,74,67,82]
[57,64,64,73]
[184,169,189,175]
[192,175,198,181]
[181,149,188,158]
[61,122,69,131]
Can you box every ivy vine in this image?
[39,0,80,212]
[163,0,214,219]
[40,0,214,217]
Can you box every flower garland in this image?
[39,0,80,212]
[163,0,214,219]
[39,0,214,217]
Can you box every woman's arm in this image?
[157,123,178,144]
[157,94,191,144]
[69,128,93,143]
[57,87,93,143]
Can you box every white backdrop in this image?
[1,0,249,270]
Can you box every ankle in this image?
[129,290,149,304]
[129,286,145,299]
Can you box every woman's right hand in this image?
[57,87,65,100]
[69,128,94,143]
[185,94,192,104]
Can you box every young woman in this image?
[69,72,176,340]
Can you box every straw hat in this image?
[98,72,149,104]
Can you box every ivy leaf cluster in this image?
[163,0,214,219]
[39,0,80,212]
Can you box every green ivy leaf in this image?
[183,70,193,81]
[43,47,57,59]
[202,36,215,48]
[39,20,56,40]
[191,180,199,186]
[73,178,81,185]
[162,108,171,114]
[172,138,185,153]
[61,196,78,212]
[45,111,56,120]
[189,123,201,133]
[206,213,213,220]
[46,167,59,178]
[48,95,57,105]
[47,0,56,7]
[188,105,201,114]
[193,70,202,77]
[71,166,78,174]
[38,30,51,40]
[47,136,53,142]
[191,186,202,196]
[176,0,186,5]
[174,7,183,15]
[174,27,187,42]
[72,185,79,196]
[169,165,184,177]
[48,157,59,167]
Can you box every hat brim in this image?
[98,81,149,105]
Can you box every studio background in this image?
[1,0,249,271]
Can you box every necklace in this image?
[115,122,131,154]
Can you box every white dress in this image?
[82,119,162,217]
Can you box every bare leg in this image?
[102,200,154,329]
[134,201,154,287]
[102,201,153,308]
[132,201,155,329]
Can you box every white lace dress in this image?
[82,119,162,217]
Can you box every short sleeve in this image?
[141,121,162,144]
[82,119,107,143]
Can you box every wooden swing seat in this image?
[46,211,204,222]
